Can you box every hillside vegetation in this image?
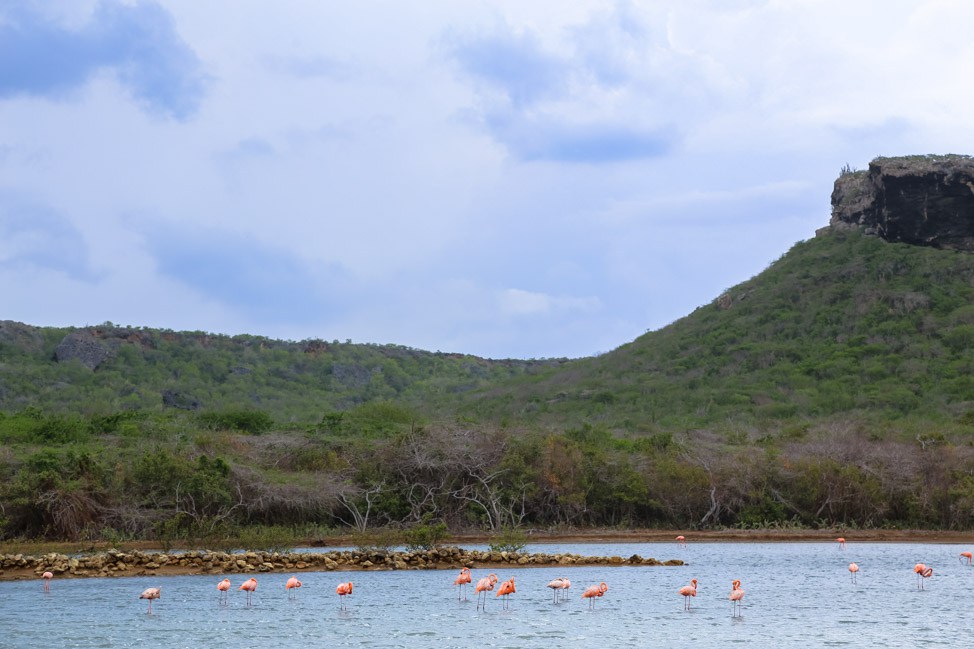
[3,229,974,545]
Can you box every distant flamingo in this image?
[336,582,353,609]
[475,573,498,610]
[836,537,846,549]
[217,578,231,604]
[676,535,687,549]
[454,567,472,601]
[547,577,571,603]
[729,580,745,617]
[960,551,973,566]
[678,579,697,610]
[848,563,859,584]
[239,577,258,605]
[914,563,933,590]
[42,571,53,592]
[286,576,302,599]
[581,582,608,609]
[495,577,516,609]
[139,587,161,614]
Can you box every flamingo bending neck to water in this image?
[960,551,973,566]
[42,571,53,592]
[676,535,687,549]
[475,573,498,610]
[679,579,697,610]
[729,580,745,617]
[914,563,933,590]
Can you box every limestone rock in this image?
[54,332,112,369]
[830,155,974,250]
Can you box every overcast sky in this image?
[1,1,972,359]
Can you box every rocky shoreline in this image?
[0,547,684,582]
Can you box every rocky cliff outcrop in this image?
[830,154,974,250]
[54,332,113,369]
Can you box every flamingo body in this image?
[961,551,973,566]
[217,578,231,604]
[139,587,161,614]
[336,581,353,609]
[474,573,497,610]
[679,579,697,610]
[729,580,745,617]
[286,576,302,598]
[848,562,859,583]
[582,582,608,608]
[42,571,53,592]
[454,567,472,600]
[239,577,258,605]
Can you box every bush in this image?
[198,409,273,434]
[404,517,449,550]
[488,526,527,553]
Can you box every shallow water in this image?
[3,542,972,648]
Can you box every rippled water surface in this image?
[3,542,972,648]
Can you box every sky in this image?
[2,0,973,359]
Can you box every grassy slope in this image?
[458,230,974,436]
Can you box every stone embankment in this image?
[0,547,683,581]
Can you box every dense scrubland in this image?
[3,230,974,547]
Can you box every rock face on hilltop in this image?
[830,155,974,251]
[54,332,113,370]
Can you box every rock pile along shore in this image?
[0,547,684,581]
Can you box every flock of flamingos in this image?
[37,535,968,616]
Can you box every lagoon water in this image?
[3,542,972,648]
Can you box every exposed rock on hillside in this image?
[54,332,112,369]
[830,154,974,250]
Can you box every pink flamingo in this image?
[139,587,161,614]
[336,582,353,609]
[286,576,302,599]
[848,563,859,584]
[475,573,498,610]
[914,563,933,590]
[495,577,516,610]
[42,571,53,592]
[960,551,973,566]
[679,579,697,610]
[547,577,571,603]
[454,567,472,601]
[836,537,846,549]
[676,535,687,549]
[729,580,745,617]
[581,582,608,609]
[239,577,258,605]
[217,578,231,604]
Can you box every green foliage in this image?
[198,409,273,434]
[404,516,449,551]
[488,526,528,553]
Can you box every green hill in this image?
[458,229,974,438]
[4,206,974,542]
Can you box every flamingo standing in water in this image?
[836,537,846,549]
[454,567,472,601]
[848,563,859,584]
[547,577,571,603]
[285,576,302,599]
[139,587,161,614]
[960,551,973,566]
[217,578,231,604]
[581,582,608,609]
[475,573,498,610]
[914,563,933,590]
[676,535,687,549]
[729,580,745,617]
[495,577,516,610]
[42,571,53,592]
[336,582,353,609]
[239,577,258,605]
[678,579,697,610]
